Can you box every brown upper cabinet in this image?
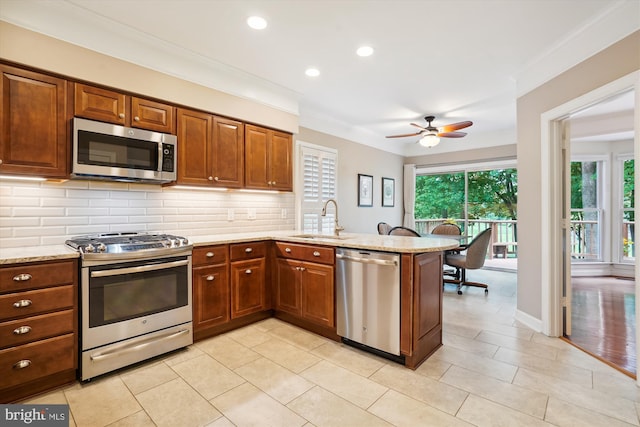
[0,64,70,178]
[245,124,293,191]
[176,108,244,188]
[74,83,175,134]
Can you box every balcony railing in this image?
[415,216,636,263]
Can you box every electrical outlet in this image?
[227,208,234,221]
[247,208,257,220]
[281,208,287,219]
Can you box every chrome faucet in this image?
[321,198,344,236]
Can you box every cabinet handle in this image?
[134,116,140,121]
[313,251,320,257]
[13,299,32,308]
[245,269,252,274]
[208,176,214,181]
[13,326,32,335]
[206,252,215,258]
[13,360,31,370]
[245,248,253,253]
[119,113,125,119]
[272,181,276,186]
[300,267,306,271]
[0,159,3,165]
[285,247,292,253]
[13,273,32,282]
[214,176,219,181]
[206,275,215,281]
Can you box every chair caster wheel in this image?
[457,290,463,295]
[484,289,489,294]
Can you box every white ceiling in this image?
[1,0,638,155]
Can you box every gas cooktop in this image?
[66,232,191,259]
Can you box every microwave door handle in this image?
[157,142,163,174]
[90,259,189,278]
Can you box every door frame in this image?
[540,70,639,382]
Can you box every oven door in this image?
[81,255,192,351]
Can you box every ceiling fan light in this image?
[419,133,440,148]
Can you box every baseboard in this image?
[514,309,543,334]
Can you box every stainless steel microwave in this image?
[72,117,177,183]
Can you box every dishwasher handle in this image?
[336,253,398,266]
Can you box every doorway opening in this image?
[541,72,639,382]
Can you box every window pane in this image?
[570,161,601,261]
[467,168,518,244]
[415,173,465,218]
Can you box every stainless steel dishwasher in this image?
[336,248,401,359]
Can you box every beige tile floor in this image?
[23,270,640,427]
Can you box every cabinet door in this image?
[176,108,213,186]
[131,96,175,134]
[301,262,334,327]
[275,258,301,316]
[212,117,244,188]
[193,264,229,331]
[244,124,270,190]
[0,65,69,178]
[269,130,293,191]
[230,258,266,318]
[74,83,126,125]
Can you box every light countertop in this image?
[0,231,460,265]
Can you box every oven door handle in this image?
[90,259,189,278]
[89,328,190,361]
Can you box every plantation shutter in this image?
[299,144,338,233]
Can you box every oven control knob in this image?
[97,243,107,252]
[85,244,95,253]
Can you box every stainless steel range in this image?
[66,232,193,381]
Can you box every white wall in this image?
[0,179,294,249]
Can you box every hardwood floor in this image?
[567,276,636,377]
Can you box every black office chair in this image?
[388,226,421,237]
[377,222,392,235]
[444,228,492,295]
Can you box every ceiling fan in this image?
[386,115,473,147]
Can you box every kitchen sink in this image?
[291,234,352,240]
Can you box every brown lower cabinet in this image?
[192,245,230,340]
[192,242,271,341]
[0,259,78,403]
[273,242,335,332]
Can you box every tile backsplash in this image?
[0,179,295,249]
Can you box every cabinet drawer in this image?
[0,310,74,349]
[0,260,75,293]
[0,286,74,321]
[230,242,267,260]
[274,242,335,265]
[193,245,228,266]
[0,334,75,390]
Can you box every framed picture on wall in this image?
[358,174,373,207]
[382,177,394,207]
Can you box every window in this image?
[570,159,603,262]
[621,157,635,262]
[297,142,337,233]
[415,162,518,247]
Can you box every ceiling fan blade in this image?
[438,121,473,133]
[410,122,427,130]
[386,131,424,138]
[438,131,467,138]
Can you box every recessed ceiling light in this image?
[247,16,267,30]
[356,46,374,57]
[305,68,320,77]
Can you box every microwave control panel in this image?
[162,143,175,172]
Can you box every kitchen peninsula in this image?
[0,231,458,401]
